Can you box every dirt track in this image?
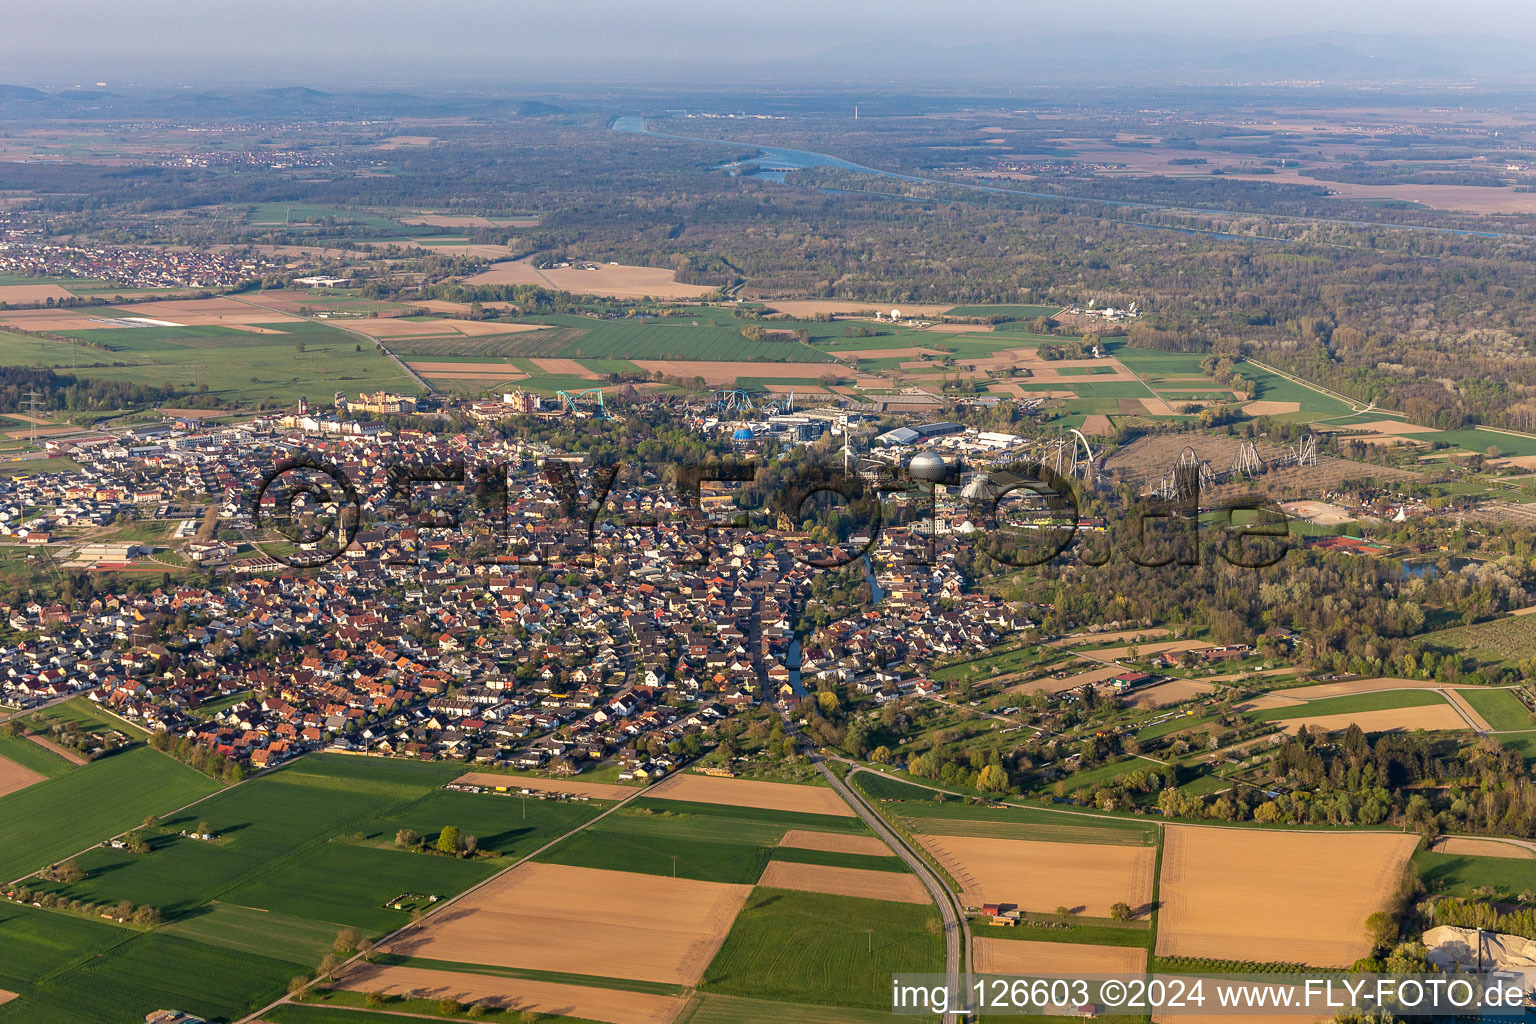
[24,733,85,766]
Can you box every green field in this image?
[1413,848,1536,900]
[977,912,1154,949]
[395,314,839,363]
[849,771,944,802]
[943,304,1063,319]
[0,746,220,883]
[1427,615,1536,665]
[701,888,943,1008]
[1457,688,1533,731]
[680,993,921,1024]
[1235,362,1358,421]
[1,756,596,1023]
[537,798,869,884]
[28,756,514,929]
[768,846,903,871]
[0,731,75,777]
[1248,689,1447,723]
[0,319,416,407]
[0,909,296,1024]
[247,203,411,234]
[161,902,353,965]
[891,802,1157,845]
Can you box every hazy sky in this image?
[6,0,1536,86]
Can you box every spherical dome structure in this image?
[907,452,950,483]
[732,427,755,440]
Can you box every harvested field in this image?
[1280,500,1356,526]
[648,773,853,817]
[1082,640,1213,663]
[1242,400,1301,416]
[336,965,685,1024]
[0,991,13,1008]
[530,357,601,378]
[1051,628,1171,647]
[25,732,86,766]
[418,372,527,381]
[1079,414,1114,436]
[1431,836,1536,859]
[0,753,44,798]
[386,863,751,985]
[633,361,838,385]
[454,771,635,801]
[0,309,166,332]
[108,297,302,325]
[973,938,1145,975]
[1278,705,1469,735]
[1140,397,1178,416]
[1156,825,1417,966]
[1344,419,1438,435]
[913,835,1155,917]
[1009,665,1121,696]
[1133,678,1216,707]
[832,347,948,361]
[756,861,929,905]
[778,830,893,856]
[0,284,75,303]
[1280,677,1444,699]
[464,259,716,299]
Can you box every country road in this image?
[775,707,968,1023]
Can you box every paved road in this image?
[775,709,968,1022]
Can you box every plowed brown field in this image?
[1156,825,1417,966]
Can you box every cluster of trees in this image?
[7,716,118,762]
[5,882,163,925]
[1158,727,1536,834]
[908,747,1011,793]
[394,826,480,858]
[1429,897,1536,940]
[0,366,214,413]
[146,729,246,782]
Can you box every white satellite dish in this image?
[891,308,902,321]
